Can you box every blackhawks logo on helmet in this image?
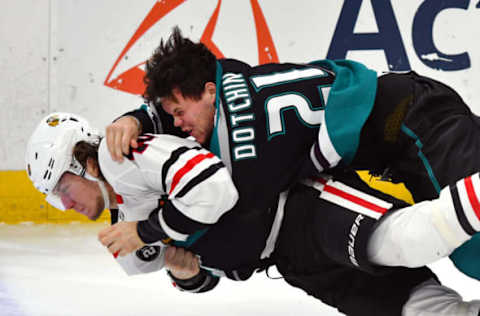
[46,115,60,127]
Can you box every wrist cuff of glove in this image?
[124,109,153,134]
[137,210,169,244]
[168,269,219,293]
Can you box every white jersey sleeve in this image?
[106,210,167,276]
[116,245,166,276]
[98,134,239,242]
[368,172,480,268]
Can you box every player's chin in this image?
[192,132,205,144]
[87,208,103,221]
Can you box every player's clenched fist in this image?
[165,246,200,280]
[98,221,145,257]
[106,116,141,162]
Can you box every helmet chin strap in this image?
[97,180,110,210]
[85,172,110,210]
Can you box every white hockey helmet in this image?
[25,112,102,210]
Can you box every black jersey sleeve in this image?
[122,103,188,137]
[123,108,158,135]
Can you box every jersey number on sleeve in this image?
[250,68,331,140]
[127,134,155,160]
[265,92,325,140]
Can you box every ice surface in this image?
[0,223,478,316]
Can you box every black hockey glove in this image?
[137,199,171,244]
[168,269,220,293]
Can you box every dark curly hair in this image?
[143,26,217,106]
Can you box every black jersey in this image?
[209,58,377,213]
[165,58,377,275]
[126,57,379,276]
[124,58,480,303]
[123,73,438,313]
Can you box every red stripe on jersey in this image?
[323,184,388,214]
[116,194,124,204]
[464,176,480,220]
[314,177,328,185]
[169,153,215,195]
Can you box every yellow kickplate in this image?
[356,170,414,205]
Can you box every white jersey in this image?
[97,134,239,275]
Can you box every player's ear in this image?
[86,158,100,178]
[204,82,216,101]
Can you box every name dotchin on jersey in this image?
[221,72,256,161]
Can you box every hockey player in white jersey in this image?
[26,112,480,316]
[25,112,238,275]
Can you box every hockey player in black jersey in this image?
[107,26,480,281]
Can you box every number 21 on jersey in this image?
[250,68,331,140]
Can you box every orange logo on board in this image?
[104,0,278,95]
